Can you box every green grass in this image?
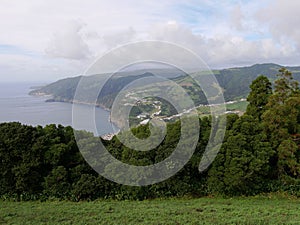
[226,101,249,112]
[1,196,300,224]
[197,101,249,117]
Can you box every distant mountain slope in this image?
[214,63,300,100]
[30,63,300,109]
[30,72,156,109]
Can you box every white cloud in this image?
[1,0,300,81]
[0,53,87,82]
[149,21,203,46]
[146,21,291,68]
[256,0,300,51]
[230,5,245,31]
[103,27,137,49]
[45,21,91,60]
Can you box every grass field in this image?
[197,100,249,117]
[226,101,249,112]
[1,196,300,224]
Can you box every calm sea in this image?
[0,82,117,135]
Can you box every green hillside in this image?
[30,63,300,110]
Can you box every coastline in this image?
[29,91,122,134]
[29,91,111,111]
[29,90,247,134]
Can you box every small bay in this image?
[0,82,117,135]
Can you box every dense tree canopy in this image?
[246,75,272,120]
[261,68,300,181]
[1,68,300,200]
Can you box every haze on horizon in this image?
[0,0,300,82]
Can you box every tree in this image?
[72,174,100,201]
[246,75,272,120]
[262,68,300,180]
[269,68,299,106]
[0,122,45,196]
[277,139,300,179]
[43,166,70,198]
[208,115,274,195]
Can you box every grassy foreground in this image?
[1,196,300,225]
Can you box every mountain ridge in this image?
[29,63,300,110]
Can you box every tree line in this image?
[1,68,300,201]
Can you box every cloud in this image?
[45,21,91,60]
[0,51,93,82]
[1,0,300,81]
[256,0,300,51]
[230,5,245,31]
[103,27,137,48]
[149,21,203,46]
[146,21,290,68]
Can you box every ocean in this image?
[0,82,117,136]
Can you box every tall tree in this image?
[262,68,300,180]
[246,75,272,120]
[268,68,299,107]
[208,115,274,195]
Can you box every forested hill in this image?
[3,68,300,200]
[29,63,300,109]
[216,63,300,100]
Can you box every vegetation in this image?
[1,68,300,201]
[1,196,300,224]
[30,63,300,109]
[225,101,248,112]
[0,120,208,201]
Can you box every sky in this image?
[0,0,300,82]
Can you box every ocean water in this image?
[0,82,117,135]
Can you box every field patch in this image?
[1,196,300,224]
